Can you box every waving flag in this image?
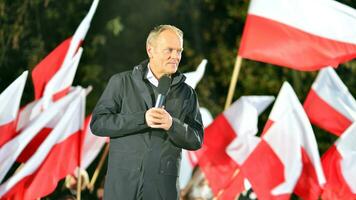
[321,123,356,200]
[0,88,85,200]
[0,88,80,183]
[304,67,356,136]
[240,82,325,200]
[239,0,356,70]
[31,0,99,99]
[0,71,28,147]
[198,96,274,199]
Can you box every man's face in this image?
[147,30,183,78]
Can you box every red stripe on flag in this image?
[17,128,52,163]
[3,130,83,200]
[52,87,71,102]
[294,148,322,200]
[304,89,352,136]
[321,145,356,200]
[31,38,71,99]
[0,121,17,148]
[198,114,240,196]
[241,139,287,200]
[239,15,356,71]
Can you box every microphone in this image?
[155,75,172,108]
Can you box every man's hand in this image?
[145,107,173,131]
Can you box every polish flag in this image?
[0,88,85,200]
[16,85,85,163]
[0,71,28,147]
[31,0,99,99]
[17,48,83,133]
[239,0,356,71]
[240,82,325,200]
[198,96,274,199]
[321,122,356,200]
[0,88,80,183]
[304,67,356,136]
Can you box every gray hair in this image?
[146,25,183,47]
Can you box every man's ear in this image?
[146,44,153,58]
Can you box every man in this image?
[90,25,204,200]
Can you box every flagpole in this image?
[88,142,109,192]
[224,55,243,110]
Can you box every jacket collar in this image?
[132,60,186,108]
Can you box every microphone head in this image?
[157,75,171,95]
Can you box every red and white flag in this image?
[239,0,356,71]
[17,48,82,132]
[321,122,356,200]
[240,82,325,200]
[0,88,85,200]
[0,71,28,147]
[0,88,80,182]
[198,96,274,199]
[304,67,356,136]
[31,0,99,99]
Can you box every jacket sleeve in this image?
[90,74,149,137]
[167,89,204,150]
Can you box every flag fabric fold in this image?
[0,71,28,147]
[321,122,356,200]
[304,67,356,136]
[183,59,207,89]
[0,88,80,183]
[198,96,274,199]
[240,82,325,200]
[239,0,356,70]
[0,88,86,200]
[31,0,99,99]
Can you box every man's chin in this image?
[166,65,178,74]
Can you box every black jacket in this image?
[90,61,204,200]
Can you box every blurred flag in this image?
[321,123,356,200]
[239,0,356,71]
[240,82,325,200]
[0,89,85,200]
[184,59,207,89]
[0,71,28,147]
[0,88,80,183]
[198,96,274,199]
[304,67,356,136]
[31,0,99,99]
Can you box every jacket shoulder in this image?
[108,70,133,83]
